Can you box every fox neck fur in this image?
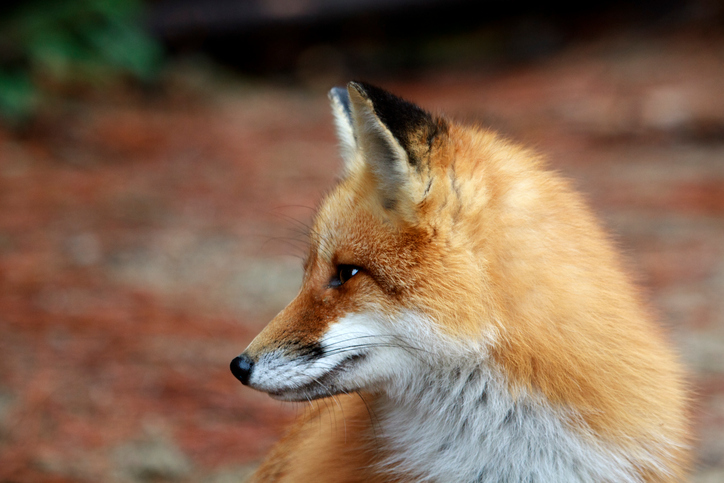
[374,336,659,482]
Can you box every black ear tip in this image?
[347,80,375,99]
[347,81,421,114]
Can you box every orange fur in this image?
[252,393,404,483]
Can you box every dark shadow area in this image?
[149,0,720,78]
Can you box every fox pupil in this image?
[331,265,360,288]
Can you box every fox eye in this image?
[329,265,361,288]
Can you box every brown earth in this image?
[1,29,723,482]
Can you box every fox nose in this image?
[230,354,254,385]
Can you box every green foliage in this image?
[0,0,163,124]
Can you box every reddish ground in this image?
[1,30,723,482]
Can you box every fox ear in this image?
[328,87,358,172]
[343,81,443,220]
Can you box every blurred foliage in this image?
[0,0,163,125]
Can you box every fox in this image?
[230,81,691,482]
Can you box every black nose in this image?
[230,354,254,385]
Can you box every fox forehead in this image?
[307,179,437,296]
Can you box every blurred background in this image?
[1,0,723,481]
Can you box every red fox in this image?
[231,82,691,482]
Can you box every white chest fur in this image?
[373,365,639,483]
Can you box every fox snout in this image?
[230,341,327,391]
[229,340,373,402]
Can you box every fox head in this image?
[230,81,511,401]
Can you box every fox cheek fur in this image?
[230,82,691,482]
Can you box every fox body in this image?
[230,82,690,482]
